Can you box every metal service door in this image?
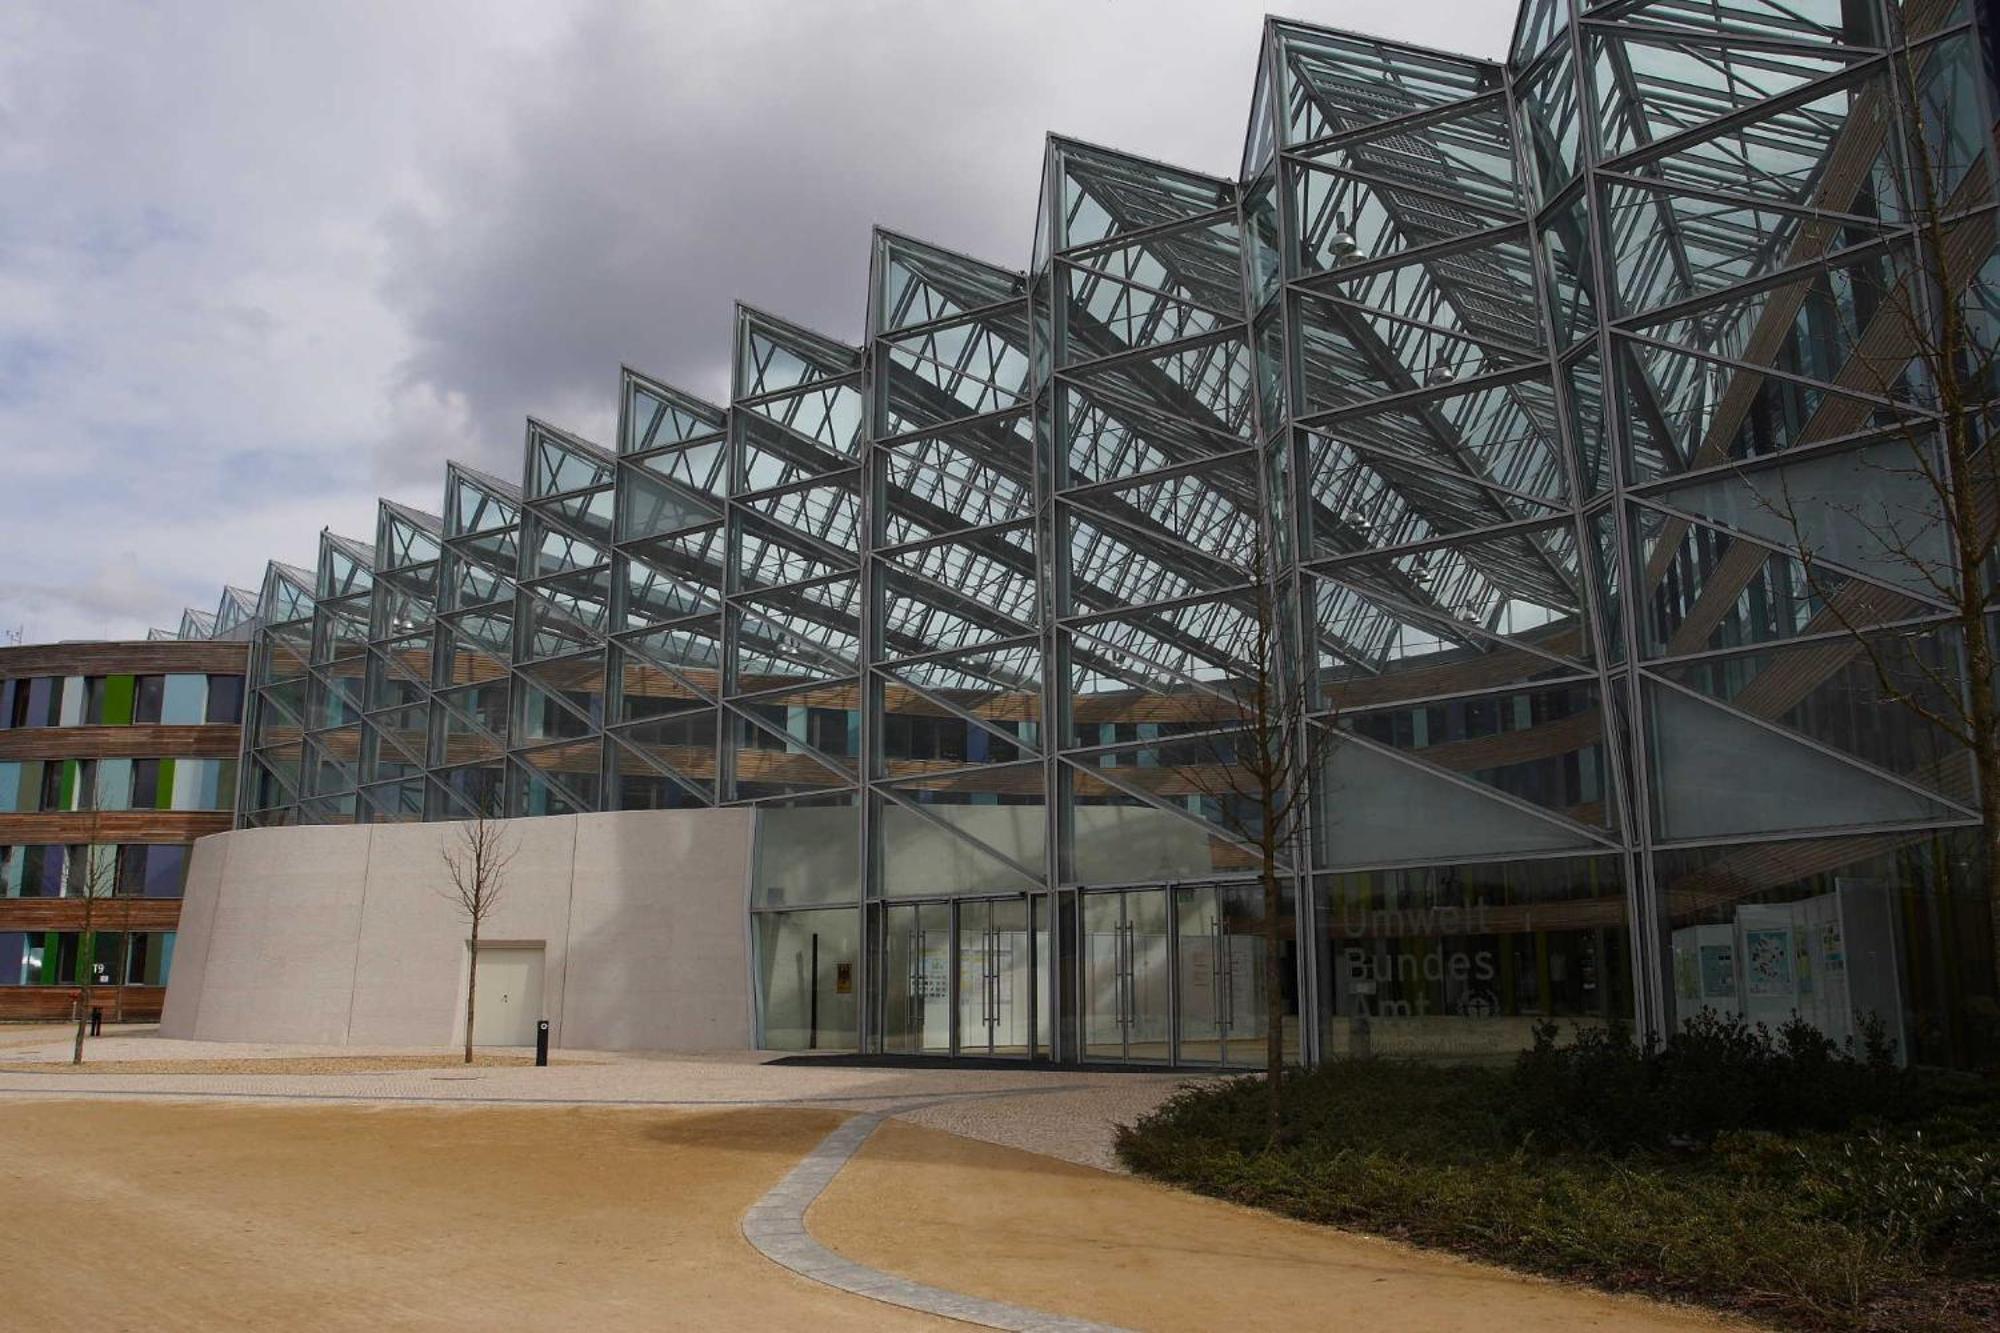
[471,945,544,1047]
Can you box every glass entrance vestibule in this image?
[1082,882,1299,1068]
[876,895,1052,1058]
[858,881,1302,1066]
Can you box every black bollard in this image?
[89,1007,102,1037]
[535,1019,550,1067]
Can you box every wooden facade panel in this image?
[0,899,182,932]
[0,641,251,678]
[0,812,231,843]
[0,986,166,1023]
[0,724,242,761]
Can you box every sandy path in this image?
[0,1101,945,1331]
[810,1117,1736,1333]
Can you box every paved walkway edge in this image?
[741,1113,1130,1333]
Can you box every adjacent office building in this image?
[137,1,2000,1065]
[0,640,248,1020]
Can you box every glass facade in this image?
[161,1,2000,1065]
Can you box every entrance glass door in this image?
[957,897,1032,1057]
[1175,883,1267,1068]
[882,901,951,1055]
[1081,889,1171,1062]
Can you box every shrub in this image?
[1115,1025,2000,1332]
[1504,1011,1988,1152]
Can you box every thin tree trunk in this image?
[1931,272,2000,988]
[1903,38,2000,998]
[72,878,96,1066]
[71,983,88,1065]
[1263,845,1284,1146]
[1953,459,2000,983]
[464,928,478,1065]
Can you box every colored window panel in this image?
[141,846,187,898]
[130,759,163,810]
[161,674,207,724]
[48,760,79,812]
[126,932,174,986]
[133,675,165,724]
[165,759,234,811]
[1,845,67,898]
[56,677,83,726]
[100,674,136,725]
[96,758,134,812]
[11,677,57,727]
[0,932,29,984]
[205,675,245,723]
[70,845,117,898]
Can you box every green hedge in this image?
[1116,1020,2000,1331]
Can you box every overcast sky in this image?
[0,0,1512,643]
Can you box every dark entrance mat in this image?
[766,1051,1190,1074]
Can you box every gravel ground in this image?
[0,1024,1199,1170]
[2,1099,950,1332]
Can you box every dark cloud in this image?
[0,0,1512,642]
[376,1,1510,477]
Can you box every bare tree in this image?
[1136,528,1333,1144]
[68,830,115,1065]
[1740,26,2000,981]
[438,797,516,1065]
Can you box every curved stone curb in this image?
[741,1113,1131,1332]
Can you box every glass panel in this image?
[204,675,246,724]
[1175,882,1299,1068]
[1319,854,1630,1061]
[132,675,164,724]
[882,901,951,1055]
[750,793,860,907]
[1318,738,1602,867]
[1081,889,1171,1062]
[878,767,1045,899]
[1645,680,1961,840]
[1659,830,1997,1067]
[957,897,1033,1057]
[755,907,859,1051]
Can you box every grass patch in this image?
[1116,1017,2000,1332]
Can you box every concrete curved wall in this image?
[161,808,755,1052]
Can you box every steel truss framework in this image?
[160,0,2000,1064]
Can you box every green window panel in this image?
[156,758,176,810]
[101,674,135,726]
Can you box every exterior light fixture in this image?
[1329,213,1359,260]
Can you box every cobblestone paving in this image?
[0,1025,1201,1170]
[742,1113,1130,1332]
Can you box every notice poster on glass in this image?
[1744,929,1793,997]
[1698,944,1735,999]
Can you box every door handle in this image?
[1120,919,1134,1030]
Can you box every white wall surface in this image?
[160,808,755,1052]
